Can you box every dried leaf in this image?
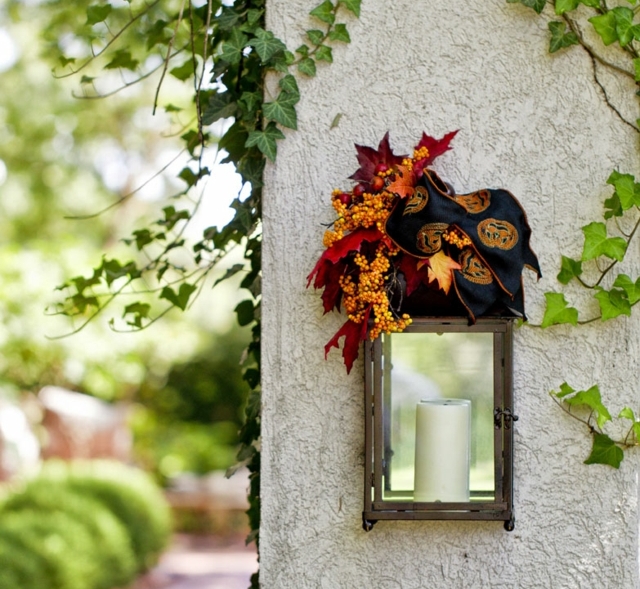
[426,250,461,294]
[386,165,415,199]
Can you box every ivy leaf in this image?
[235,299,255,326]
[594,287,631,321]
[245,122,286,162]
[316,44,333,62]
[584,433,624,468]
[555,0,579,14]
[607,170,640,210]
[589,12,618,46]
[564,385,612,429]
[131,229,154,250]
[249,28,287,63]
[634,58,640,81]
[613,274,640,304]
[237,156,265,188]
[329,23,351,42]
[86,4,112,25]
[551,382,576,399]
[218,7,241,30]
[122,302,150,328]
[506,0,546,14]
[169,60,194,81]
[540,292,579,327]
[613,7,635,47]
[202,92,237,125]
[160,283,197,311]
[306,29,325,45]
[604,192,623,219]
[340,0,361,17]
[425,251,461,295]
[279,74,300,97]
[619,407,636,421]
[548,21,579,53]
[220,28,249,65]
[579,0,600,6]
[310,0,336,25]
[298,57,317,76]
[104,49,139,71]
[263,90,299,130]
[557,255,582,284]
[296,44,310,57]
[581,222,627,261]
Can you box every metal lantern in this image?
[363,317,517,531]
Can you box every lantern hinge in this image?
[494,407,518,430]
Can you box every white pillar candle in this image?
[414,399,471,503]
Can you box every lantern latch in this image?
[494,407,519,429]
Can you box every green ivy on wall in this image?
[509,0,640,469]
[37,1,361,587]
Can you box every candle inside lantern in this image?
[414,399,471,503]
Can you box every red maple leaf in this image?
[349,132,406,183]
[312,259,346,313]
[307,227,383,287]
[324,306,372,373]
[397,254,431,296]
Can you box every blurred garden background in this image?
[0,0,257,586]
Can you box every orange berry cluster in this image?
[324,189,395,247]
[338,244,412,339]
[442,228,472,249]
[321,146,443,341]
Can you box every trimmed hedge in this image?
[0,460,171,589]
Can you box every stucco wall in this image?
[262,1,640,587]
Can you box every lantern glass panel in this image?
[381,331,496,503]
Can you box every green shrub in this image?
[0,482,137,589]
[40,460,172,572]
[0,510,101,589]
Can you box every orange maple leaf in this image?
[425,250,461,294]
[386,165,415,198]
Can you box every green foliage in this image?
[26,3,359,587]
[508,0,640,468]
[0,483,137,589]
[39,460,172,572]
[548,21,578,53]
[540,292,579,327]
[0,461,167,588]
[550,384,635,468]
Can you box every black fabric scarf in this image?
[385,170,541,321]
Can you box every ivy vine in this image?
[42,0,361,586]
[509,0,640,468]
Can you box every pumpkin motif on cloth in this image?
[416,222,449,255]
[403,185,429,216]
[477,218,519,250]
[458,249,494,285]
[453,189,491,214]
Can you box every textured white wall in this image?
[262,1,640,587]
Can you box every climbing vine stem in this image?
[42,1,361,587]
[509,0,640,468]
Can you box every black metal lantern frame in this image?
[363,317,517,531]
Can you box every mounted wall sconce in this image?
[363,317,517,532]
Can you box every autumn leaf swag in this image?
[307,131,541,373]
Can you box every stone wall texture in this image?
[262,1,640,587]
